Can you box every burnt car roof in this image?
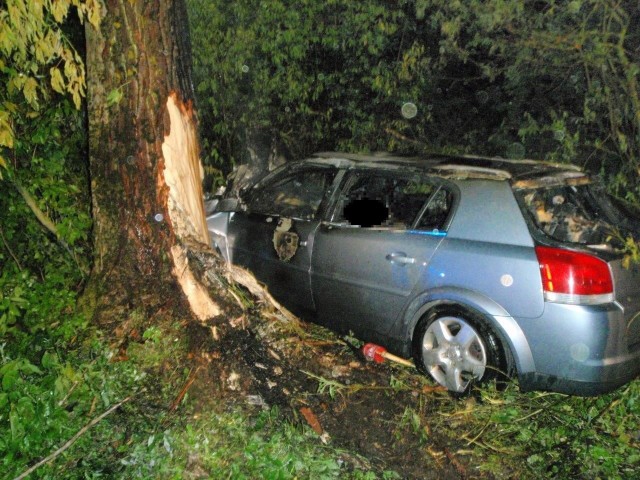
[310,152,587,187]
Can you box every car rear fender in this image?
[398,287,536,375]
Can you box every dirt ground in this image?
[184,313,492,479]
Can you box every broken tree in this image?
[83,0,224,325]
[82,0,292,332]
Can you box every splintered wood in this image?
[226,264,299,324]
[162,93,220,321]
[171,244,221,320]
[160,92,297,326]
[162,93,209,244]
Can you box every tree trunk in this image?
[83,0,220,325]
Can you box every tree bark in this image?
[83,0,219,325]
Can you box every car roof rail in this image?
[429,164,512,180]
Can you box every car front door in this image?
[311,170,453,339]
[226,165,340,315]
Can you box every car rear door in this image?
[227,164,340,315]
[311,169,453,338]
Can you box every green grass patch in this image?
[0,267,391,479]
[117,406,387,479]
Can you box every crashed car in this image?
[207,152,640,395]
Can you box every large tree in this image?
[83,0,223,325]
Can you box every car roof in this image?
[309,151,589,187]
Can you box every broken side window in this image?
[248,167,337,220]
[335,172,437,229]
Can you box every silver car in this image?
[207,152,640,395]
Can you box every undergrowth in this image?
[2,254,639,479]
[0,266,388,479]
[373,370,640,479]
[437,381,640,479]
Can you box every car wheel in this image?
[412,308,508,394]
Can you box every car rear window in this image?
[516,183,637,247]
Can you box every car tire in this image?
[412,307,510,394]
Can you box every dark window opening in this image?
[335,172,447,230]
[248,167,337,219]
[416,188,453,231]
[343,197,388,228]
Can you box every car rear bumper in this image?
[517,302,640,395]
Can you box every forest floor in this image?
[183,311,500,479]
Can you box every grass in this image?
[119,407,379,479]
[446,381,640,479]
[0,328,391,479]
[3,319,639,480]
[360,369,640,479]
[0,270,392,479]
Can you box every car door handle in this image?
[385,252,415,265]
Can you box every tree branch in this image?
[12,396,132,480]
[13,396,133,480]
[13,180,60,240]
[0,224,22,270]
[12,179,88,277]
[385,127,427,148]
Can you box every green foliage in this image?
[1,2,92,280]
[0,96,91,280]
[429,381,640,479]
[0,303,382,479]
[0,0,100,175]
[0,277,87,476]
[188,0,640,194]
[187,0,440,170]
[0,4,97,478]
[0,320,149,478]
[426,0,640,190]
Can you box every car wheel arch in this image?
[402,288,536,377]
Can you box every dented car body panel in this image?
[207,152,640,395]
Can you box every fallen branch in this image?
[57,381,80,407]
[168,366,201,412]
[13,396,132,480]
[385,127,427,147]
[444,447,468,478]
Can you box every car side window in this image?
[415,187,453,231]
[334,172,437,229]
[247,167,337,219]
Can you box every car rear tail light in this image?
[535,246,614,305]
